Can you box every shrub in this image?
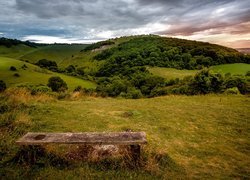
[224,87,240,94]
[31,85,51,95]
[224,75,249,94]
[246,71,250,76]
[74,86,82,92]
[47,76,68,92]
[125,88,143,99]
[65,65,76,73]
[13,73,20,77]
[76,67,85,76]
[0,80,7,92]
[170,85,191,95]
[10,66,17,71]
[189,69,224,94]
[21,64,28,69]
[57,92,70,100]
[0,104,8,114]
[36,59,58,72]
[82,88,96,96]
[149,87,168,97]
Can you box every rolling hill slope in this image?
[0,44,36,58]
[0,56,96,90]
[19,44,88,66]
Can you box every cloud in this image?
[227,40,250,49]
[0,0,249,47]
[22,35,101,44]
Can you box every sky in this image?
[0,0,249,48]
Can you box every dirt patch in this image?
[121,111,133,118]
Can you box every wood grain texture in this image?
[16,132,147,145]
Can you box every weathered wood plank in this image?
[16,132,147,145]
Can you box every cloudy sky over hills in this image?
[0,0,249,47]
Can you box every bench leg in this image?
[130,145,140,164]
[19,145,44,164]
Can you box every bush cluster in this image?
[0,80,6,92]
[36,59,58,72]
[47,76,68,92]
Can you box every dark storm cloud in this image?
[0,0,249,46]
[16,0,98,18]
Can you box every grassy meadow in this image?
[0,44,35,59]
[210,63,250,75]
[0,57,96,90]
[149,63,250,80]
[148,67,198,79]
[19,44,88,66]
[0,89,249,179]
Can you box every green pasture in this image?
[0,57,96,90]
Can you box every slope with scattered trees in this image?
[80,35,249,97]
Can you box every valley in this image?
[0,35,249,179]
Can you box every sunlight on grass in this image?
[210,63,250,75]
[0,56,96,90]
[27,94,250,178]
[148,67,198,79]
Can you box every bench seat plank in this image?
[16,132,147,145]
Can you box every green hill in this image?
[19,44,88,66]
[0,44,36,58]
[0,57,96,90]
[1,35,249,96]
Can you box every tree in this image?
[0,80,6,92]
[36,59,58,72]
[47,76,68,92]
[10,66,17,71]
[66,65,75,73]
[190,69,224,94]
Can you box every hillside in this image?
[0,44,36,59]
[0,57,96,90]
[0,35,249,97]
[19,44,88,66]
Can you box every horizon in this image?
[1,35,250,50]
[0,0,249,48]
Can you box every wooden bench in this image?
[16,132,147,162]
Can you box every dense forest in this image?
[93,35,249,73]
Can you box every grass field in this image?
[0,44,35,58]
[19,44,88,66]
[1,90,249,179]
[0,57,96,90]
[149,63,250,80]
[148,67,198,79]
[210,63,250,75]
